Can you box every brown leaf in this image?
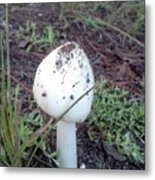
[118,61,136,80]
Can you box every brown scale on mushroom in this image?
[55,60,63,70]
[78,60,84,69]
[70,95,74,100]
[72,81,80,88]
[86,73,90,83]
[42,91,47,97]
[59,43,75,54]
[87,77,90,83]
[71,53,74,59]
[60,68,66,74]
[65,56,71,66]
[66,57,70,61]
[62,96,66,100]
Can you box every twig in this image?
[11,48,45,61]
[10,73,32,94]
[6,4,11,92]
[1,69,32,94]
[34,155,53,167]
[85,38,109,66]
[93,17,144,48]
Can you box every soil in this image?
[0,3,145,169]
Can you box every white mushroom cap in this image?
[33,42,94,123]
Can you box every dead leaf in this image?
[118,61,136,80]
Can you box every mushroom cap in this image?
[33,42,94,123]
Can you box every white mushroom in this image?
[33,42,94,168]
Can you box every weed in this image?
[89,80,144,163]
[15,21,56,52]
[0,7,54,166]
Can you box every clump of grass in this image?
[15,21,56,52]
[0,5,55,166]
[0,82,55,166]
[89,80,144,163]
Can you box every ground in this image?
[0,2,145,169]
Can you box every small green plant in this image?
[89,80,144,163]
[15,21,56,52]
[59,2,80,29]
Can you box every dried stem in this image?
[6,4,11,93]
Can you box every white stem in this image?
[57,120,77,168]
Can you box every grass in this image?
[15,21,56,52]
[59,1,144,46]
[89,80,144,163]
[15,1,144,49]
[0,72,54,166]
[0,5,55,166]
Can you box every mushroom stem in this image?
[57,120,77,168]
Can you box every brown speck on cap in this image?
[70,95,74,100]
[78,60,83,68]
[87,78,90,83]
[42,91,47,97]
[62,96,65,100]
[60,43,75,54]
[55,60,63,70]
[71,53,74,58]
[72,81,79,88]
[66,57,70,61]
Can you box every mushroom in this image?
[33,42,94,168]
